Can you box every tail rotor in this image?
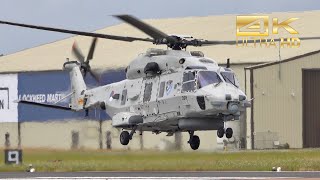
[71,38,100,117]
[72,37,100,82]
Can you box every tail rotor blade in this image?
[86,37,98,62]
[72,38,99,80]
[72,41,85,63]
[89,69,100,82]
[83,69,87,77]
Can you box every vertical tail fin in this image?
[63,61,86,111]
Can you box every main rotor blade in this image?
[198,36,320,46]
[0,20,153,42]
[114,15,176,43]
[86,37,98,62]
[72,41,85,63]
[300,36,320,41]
[196,40,237,46]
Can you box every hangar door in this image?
[303,69,320,148]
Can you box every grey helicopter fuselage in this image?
[65,48,249,135]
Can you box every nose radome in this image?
[206,94,224,101]
[201,84,244,102]
[224,85,245,101]
[226,93,246,101]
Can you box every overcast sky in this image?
[0,0,320,55]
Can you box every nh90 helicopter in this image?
[2,15,319,150]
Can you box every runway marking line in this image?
[24,177,299,180]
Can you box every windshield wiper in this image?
[223,75,238,88]
[214,81,222,87]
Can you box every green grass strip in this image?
[1,149,320,172]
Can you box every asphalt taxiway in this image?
[0,171,320,179]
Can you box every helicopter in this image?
[3,15,318,150]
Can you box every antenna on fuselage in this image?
[226,58,230,68]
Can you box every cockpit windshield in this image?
[197,71,222,88]
[181,70,239,92]
[221,72,239,87]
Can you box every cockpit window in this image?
[197,71,222,88]
[183,71,195,82]
[182,71,196,92]
[221,72,239,87]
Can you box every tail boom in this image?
[63,61,87,111]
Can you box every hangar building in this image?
[0,10,319,150]
[245,50,320,149]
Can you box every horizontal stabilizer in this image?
[19,100,72,111]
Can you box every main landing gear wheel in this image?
[189,135,200,150]
[217,127,225,138]
[225,128,233,139]
[120,131,130,145]
[188,131,200,150]
[120,127,137,146]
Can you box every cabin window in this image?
[158,81,165,98]
[165,80,174,96]
[182,71,196,92]
[121,89,127,105]
[143,82,153,102]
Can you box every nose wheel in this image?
[225,128,233,139]
[217,127,233,139]
[217,127,224,138]
[188,131,200,150]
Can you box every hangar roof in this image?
[245,49,320,70]
[0,10,320,72]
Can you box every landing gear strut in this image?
[120,127,137,145]
[217,127,233,139]
[188,131,200,150]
